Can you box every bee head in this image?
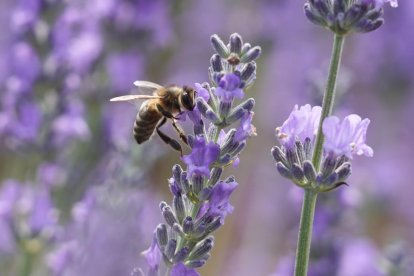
[181,86,196,111]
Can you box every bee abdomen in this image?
[133,107,162,144]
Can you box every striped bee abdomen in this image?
[133,102,162,144]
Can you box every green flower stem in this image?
[294,189,318,276]
[294,34,345,276]
[312,34,345,171]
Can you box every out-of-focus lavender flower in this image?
[106,52,144,93]
[337,239,382,276]
[214,73,244,103]
[10,0,42,33]
[276,104,321,149]
[47,185,156,276]
[323,114,373,159]
[0,179,59,254]
[51,100,91,146]
[142,234,162,275]
[52,8,103,75]
[182,136,220,178]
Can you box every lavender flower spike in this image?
[276,104,321,149]
[323,114,373,159]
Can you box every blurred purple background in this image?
[0,0,413,275]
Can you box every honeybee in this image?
[110,81,196,155]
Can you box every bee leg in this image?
[171,120,188,145]
[156,104,188,145]
[156,117,183,156]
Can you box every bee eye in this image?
[182,93,194,111]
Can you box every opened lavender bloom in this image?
[141,33,260,275]
[323,114,373,159]
[272,105,373,192]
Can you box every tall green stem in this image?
[294,34,345,276]
[294,189,318,276]
[312,34,345,171]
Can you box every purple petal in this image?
[171,263,200,276]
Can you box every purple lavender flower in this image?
[171,263,200,276]
[276,104,321,149]
[323,114,373,159]
[180,83,210,126]
[234,112,256,143]
[199,180,238,224]
[214,73,244,103]
[370,0,399,8]
[182,136,220,178]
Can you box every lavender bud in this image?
[344,5,366,27]
[180,172,190,194]
[183,217,194,234]
[208,167,222,186]
[295,141,305,165]
[321,155,336,178]
[240,46,261,63]
[164,239,177,260]
[303,160,317,183]
[241,63,256,81]
[205,217,222,233]
[173,195,185,223]
[172,247,190,263]
[335,162,352,180]
[198,187,213,201]
[303,137,312,160]
[230,142,246,156]
[194,119,205,136]
[196,98,212,116]
[218,154,232,165]
[325,172,339,187]
[207,125,219,142]
[336,155,349,168]
[240,43,251,56]
[286,148,299,167]
[156,224,168,248]
[219,129,236,148]
[172,223,186,238]
[333,0,346,14]
[292,163,305,184]
[227,98,255,124]
[271,146,289,168]
[210,54,223,72]
[192,175,204,194]
[159,201,168,211]
[221,141,239,156]
[193,222,207,238]
[229,33,243,54]
[188,237,214,260]
[162,206,177,227]
[205,110,221,124]
[173,164,183,184]
[219,101,232,118]
[276,162,293,180]
[185,260,206,268]
[211,34,230,58]
[313,0,330,18]
[304,4,327,27]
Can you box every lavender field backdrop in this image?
[0,0,413,275]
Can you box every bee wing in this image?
[110,95,162,102]
[133,80,163,95]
